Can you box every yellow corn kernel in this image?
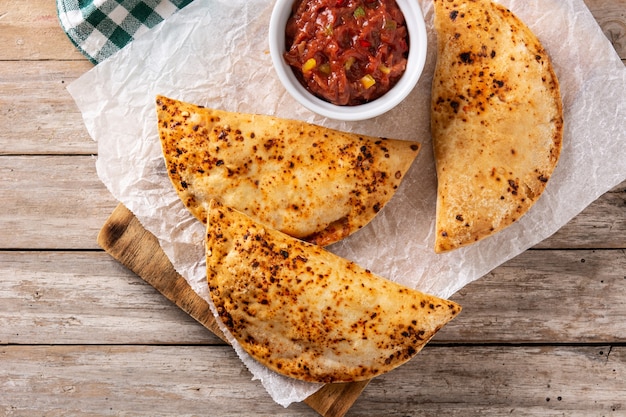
[302,58,316,73]
[379,65,391,74]
[361,74,376,89]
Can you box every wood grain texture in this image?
[443,248,626,343]
[585,0,626,58]
[97,203,368,417]
[0,345,623,416]
[0,251,223,346]
[535,182,626,249]
[0,0,86,61]
[0,156,117,250]
[0,154,622,251]
[0,345,316,416]
[0,0,623,416]
[97,204,227,343]
[350,345,626,416]
[0,1,622,63]
[0,2,622,157]
[0,61,96,155]
[1,247,624,346]
[92,202,625,415]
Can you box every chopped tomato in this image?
[284,0,409,106]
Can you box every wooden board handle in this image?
[97,203,369,417]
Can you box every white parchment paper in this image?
[68,0,626,407]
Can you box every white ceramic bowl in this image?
[269,0,427,121]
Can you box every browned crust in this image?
[431,0,563,253]
[206,200,461,383]
[156,95,420,246]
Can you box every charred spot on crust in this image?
[459,52,473,64]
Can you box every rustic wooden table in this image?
[1,1,625,416]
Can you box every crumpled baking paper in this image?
[68,0,626,407]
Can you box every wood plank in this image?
[441,248,626,343]
[0,345,315,416]
[585,0,626,59]
[1,345,623,416]
[0,155,623,250]
[536,182,626,249]
[0,0,87,61]
[351,345,626,416]
[0,156,118,250]
[0,0,622,63]
[0,61,96,155]
[0,251,222,346]
[1,246,624,346]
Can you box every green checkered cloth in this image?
[57,0,194,64]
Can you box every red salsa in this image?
[284,0,409,106]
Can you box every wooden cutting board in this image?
[97,203,369,417]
